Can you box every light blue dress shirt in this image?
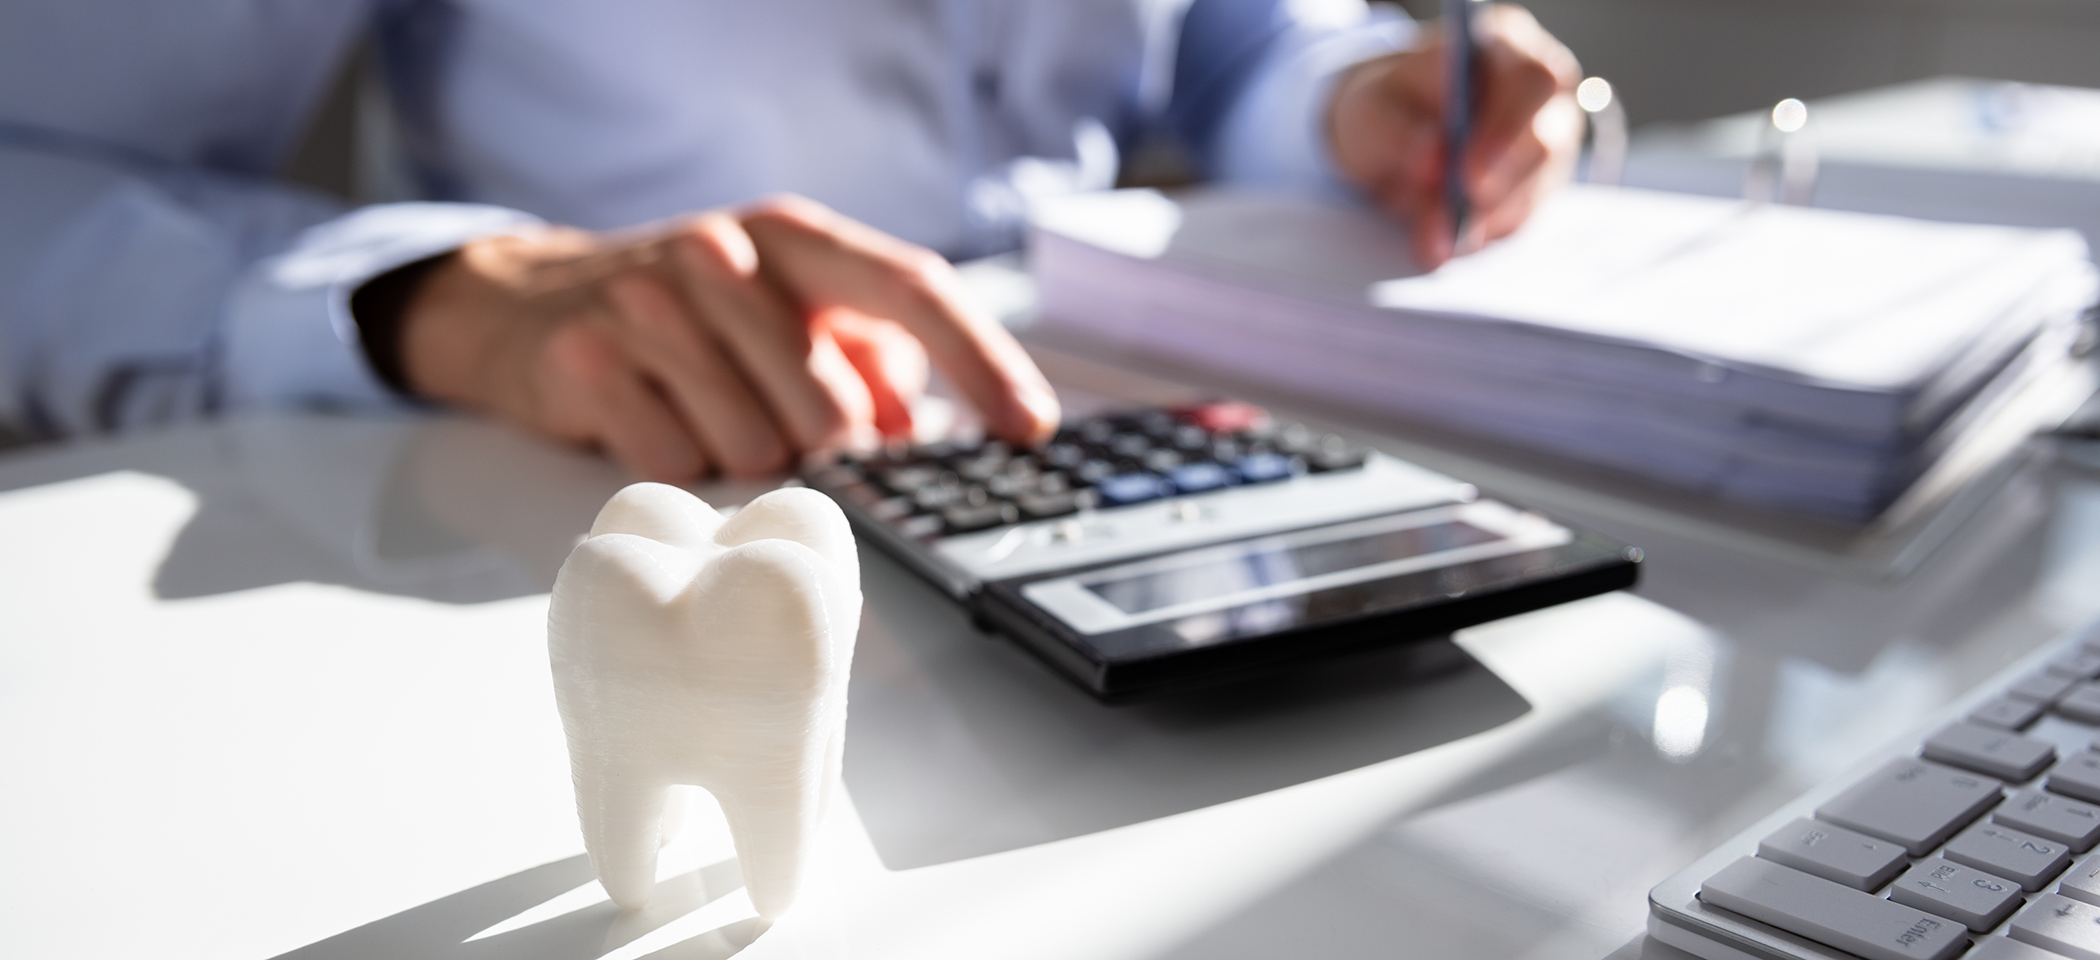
[0,0,1411,439]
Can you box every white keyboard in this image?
[1650,617,2100,960]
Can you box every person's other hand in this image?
[1327,3,1583,268]
[396,195,1060,481]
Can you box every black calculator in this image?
[804,402,1640,699]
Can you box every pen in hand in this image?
[1442,0,1476,252]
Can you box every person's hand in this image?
[394,195,1061,481]
[1327,3,1583,268]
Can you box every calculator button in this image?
[2054,652,2100,680]
[1042,443,1083,468]
[1971,697,2046,731]
[1696,857,1965,960]
[913,485,962,510]
[1942,821,2071,890]
[1167,462,1234,494]
[1095,473,1171,507]
[1996,788,2100,852]
[1755,817,1907,890]
[867,497,914,522]
[1108,433,1151,458]
[1015,491,1080,521]
[1815,758,2003,856]
[1922,721,2056,780]
[1887,859,2024,932]
[2059,683,2100,724]
[2013,671,2078,704]
[940,503,1015,535]
[1234,452,1299,484]
[1307,444,1368,472]
[1075,459,1116,484]
[895,514,944,541]
[2049,753,2100,804]
[2010,894,2100,960]
[878,465,943,494]
[1141,449,1183,473]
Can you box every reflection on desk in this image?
[0,412,1697,960]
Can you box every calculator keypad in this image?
[810,403,1369,541]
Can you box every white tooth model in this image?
[547,482,860,920]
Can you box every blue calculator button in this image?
[1167,462,1234,494]
[1096,472,1171,506]
[1234,452,1298,484]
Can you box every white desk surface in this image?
[2,346,2097,960]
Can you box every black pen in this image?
[1442,0,1475,250]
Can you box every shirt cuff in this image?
[220,202,543,413]
[1212,13,1416,197]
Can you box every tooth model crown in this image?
[548,483,860,919]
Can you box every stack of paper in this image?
[1029,186,2097,520]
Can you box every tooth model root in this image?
[548,484,860,920]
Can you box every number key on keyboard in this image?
[2059,683,2100,724]
[1995,788,2100,852]
[2050,752,2100,804]
[1922,721,2057,780]
[2009,894,2100,960]
[1887,859,2024,931]
[1697,857,1966,960]
[1816,758,2005,855]
[1943,821,2072,890]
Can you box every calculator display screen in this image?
[1082,519,1500,616]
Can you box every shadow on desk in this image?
[271,854,758,960]
[0,412,770,605]
[844,548,1534,869]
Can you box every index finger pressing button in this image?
[1816,758,2004,856]
[1698,857,1966,960]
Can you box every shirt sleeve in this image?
[1202,1,1417,195]
[0,140,539,438]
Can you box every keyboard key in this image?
[1888,859,2024,932]
[1996,788,2100,852]
[1167,462,1234,494]
[1697,857,1965,960]
[1095,473,1171,507]
[1234,452,1299,484]
[1922,721,2057,780]
[1075,459,1116,484]
[1971,697,2046,731]
[2013,671,2078,704]
[2051,752,2100,804]
[1041,443,1084,469]
[2060,683,2100,723]
[1972,937,2082,960]
[1756,817,1907,890]
[1943,821,2071,890]
[2010,894,2100,960]
[1816,758,2005,855]
[2057,850,2100,906]
[2055,651,2100,680]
